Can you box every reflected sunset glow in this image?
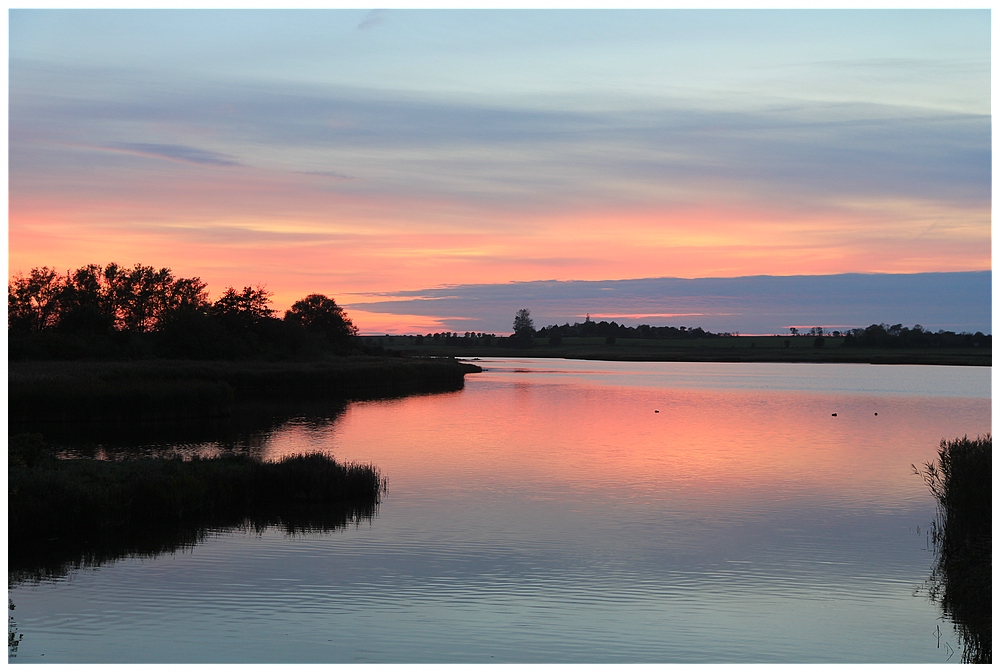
[262,362,990,512]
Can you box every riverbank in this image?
[10,436,385,580]
[372,335,991,366]
[9,356,482,424]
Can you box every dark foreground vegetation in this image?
[9,434,385,582]
[916,435,992,664]
[8,263,482,423]
[9,263,361,361]
[10,357,479,425]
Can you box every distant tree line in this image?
[415,315,990,351]
[9,263,359,360]
[407,332,500,347]
[536,315,721,342]
[841,323,989,349]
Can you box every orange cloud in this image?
[9,168,989,336]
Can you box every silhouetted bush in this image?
[285,294,358,345]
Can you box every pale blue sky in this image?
[11,10,989,113]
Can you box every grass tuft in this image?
[915,434,991,663]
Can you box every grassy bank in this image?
[916,435,992,664]
[9,356,481,423]
[10,434,385,581]
[372,334,991,366]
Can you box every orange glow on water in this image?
[262,366,990,509]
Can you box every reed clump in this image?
[916,434,991,664]
[9,434,385,580]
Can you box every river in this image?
[8,359,991,663]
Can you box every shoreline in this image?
[9,356,482,424]
[376,337,991,367]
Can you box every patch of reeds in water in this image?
[9,434,385,582]
[915,434,991,664]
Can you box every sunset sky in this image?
[8,10,991,333]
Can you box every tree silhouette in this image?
[211,285,275,324]
[511,308,534,347]
[8,267,62,332]
[8,263,373,361]
[513,308,534,336]
[284,294,358,344]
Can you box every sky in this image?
[8,9,992,334]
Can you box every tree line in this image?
[535,314,720,344]
[841,323,989,349]
[9,263,359,360]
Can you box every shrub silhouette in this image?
[284,294,358,345]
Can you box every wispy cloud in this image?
[296,170,355,180]
[357,9,385,31]
[11,63,989,211]
[103,142,241,167]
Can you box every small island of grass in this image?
[10,434,385,581]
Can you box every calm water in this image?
[8,360,991,663]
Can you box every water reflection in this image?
[12,398,350,460]
[917,436,992,664]
[11,504,379,586]
[8,601,23,660]
[8,361,991,663]
[931,556,992,664]
[9,399,380,585]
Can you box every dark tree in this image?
[284,294,358,344]
[511,308,535,347]
[513,308,534,337]
[211,285,275,324]
[8,267,62,332]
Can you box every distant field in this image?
[361,335,991,366]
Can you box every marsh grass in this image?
[9,357,480,423]
[916,435,992,664]
[9,436,385,582]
